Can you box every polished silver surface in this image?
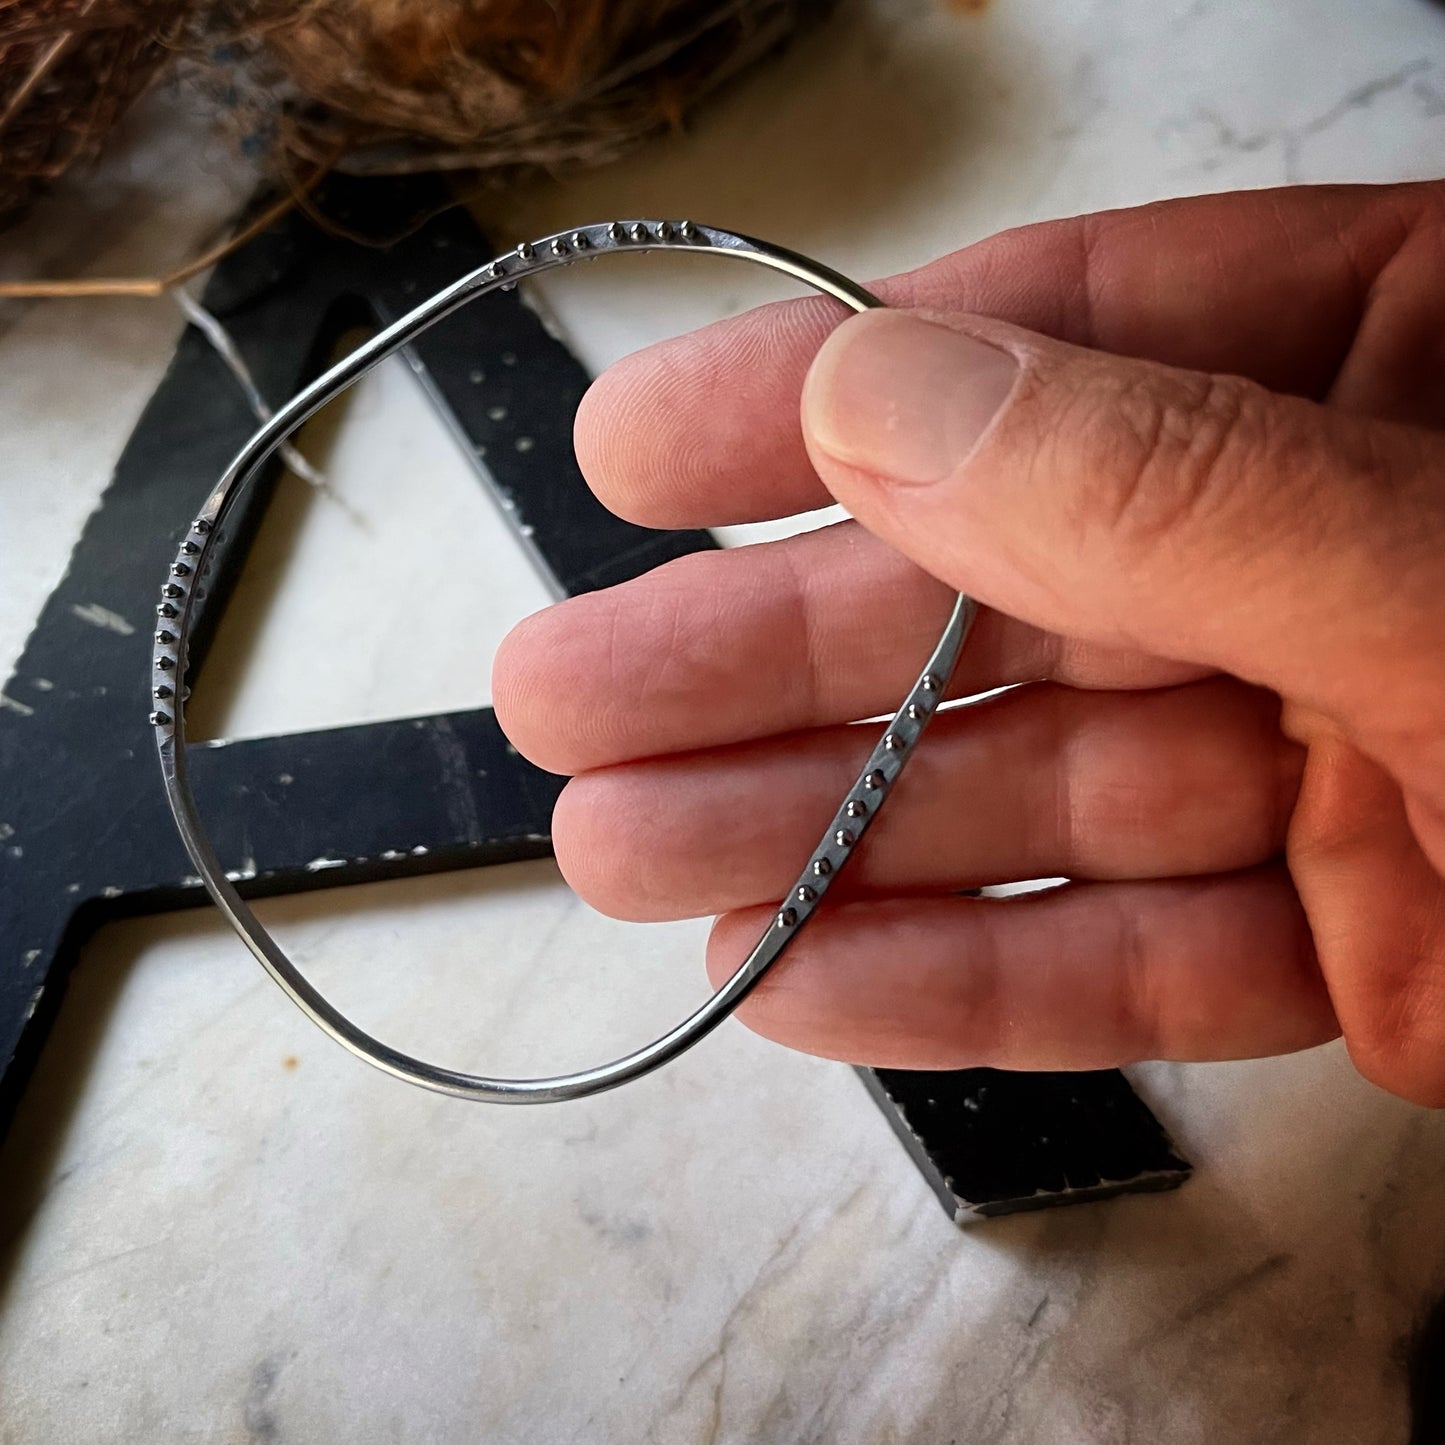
[153,220,978,1104]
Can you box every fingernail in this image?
[804,312,1019,485]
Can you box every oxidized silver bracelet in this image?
[151,221,978,1104]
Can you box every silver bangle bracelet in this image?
[151,220,978,1104]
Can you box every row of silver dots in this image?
[482,220,703,285]
[773,672,943,929]
[150,516,212,728]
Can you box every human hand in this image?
[494,182,1445,1106]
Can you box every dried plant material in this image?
[0,0,193,219]
[227,0,836,177]
[0,0,836,227]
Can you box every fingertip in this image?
[574,348,694,528]
[491,607,592,777]
[706,904,827,1043]
[556,767,733,924]
[490,610,540,748]
[573,303,837,529]
[704,907,762,992]
[705,902,953,1066]
[550,774,644,919]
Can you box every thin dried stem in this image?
[0,13,87,134]
[0,163,321,298]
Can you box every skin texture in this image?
[493,182,1445,1106]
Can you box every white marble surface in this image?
[4,1,1445,1440]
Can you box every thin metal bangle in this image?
[151,220,978,1104]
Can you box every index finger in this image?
[575,182,1435,528]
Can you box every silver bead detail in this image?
[813,858,832,877]
[922,673,942,693]
[883,733,903,751]
[193,518,212,535]
[170,562,191,577]
[162,583,183,598]
[516,241,534,261]
[777,907,798,928]
[906,703,923,722]
[835,828,855,848]
[150,711,171,727]
[155,628,176,644]
[845,799,868,819]
[629,222,649,243]
[608,221,626,242]
[156,656,175,670]
[153,684,173,700]
[864,770,886,790]
[570,231,589,250]
[657,220,674,241]
[157,602,177,619]
[486,261,504,281]
[181,539,200,555]
[679,220,698,240]
[796,885,817,904]
[550,238,568,258]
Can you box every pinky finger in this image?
[706,868,1336,1071]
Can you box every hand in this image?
[494,182,1445,1106]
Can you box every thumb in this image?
[801,308,1445,754]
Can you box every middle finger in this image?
[494,521,1208,776]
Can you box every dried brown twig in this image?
[0,0,191,218]
[0,162,320,298]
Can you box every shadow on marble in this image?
[0,905,134,1306]
[0,859,574,1306]
[1409,1290,1445,1445]
[887,1073,1445,1443]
